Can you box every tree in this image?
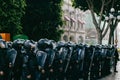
[22,0,63,41]
[0,0,26,39]
[72,0,120,44]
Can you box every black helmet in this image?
[23,40,35,50]
[56,41,66,50]
[12,39,25,49]
[48,40,56,49]
[37,38,49,50]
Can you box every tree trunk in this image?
[89,10,105,45]
[97,30,102,44]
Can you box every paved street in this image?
[77,61,120,80]
[78,60,120,80]
[99,61,120,80]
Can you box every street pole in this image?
[115,28,118,46]
[106,8,120,45]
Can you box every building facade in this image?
[61,0,86,44]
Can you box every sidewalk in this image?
[99,61,120,80]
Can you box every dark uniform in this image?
[12,39,25,80]
[90,45,101,80]
[0,39,8,80]
[52,41,67,80]
[67,43,85,80]
[83,45,95,80]
[6,42,17,80]
[101,45,113,76]
[36,39,51,80]
[21,40,35,80]
[114,47,119,72]
[37,39,56,80]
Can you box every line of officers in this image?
[0,38,119,80]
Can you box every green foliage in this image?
[0,0,26,37]
[22,0,63,41]
[72,0,88,11]
[73,0,120,17]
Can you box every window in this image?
[63,35,68,42]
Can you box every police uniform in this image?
[12,39,25,80]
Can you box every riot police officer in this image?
[37,39,55,80]
[12,39,25,80]
[5,41,17,80]
[114,46,119,72]
[21,40,36,80]
[0,39,8,80]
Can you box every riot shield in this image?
[36,51,47,68]
[7,48,17,67]
[35,51,47,80]
[44,48,55,67]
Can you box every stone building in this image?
[61,0,86,44]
